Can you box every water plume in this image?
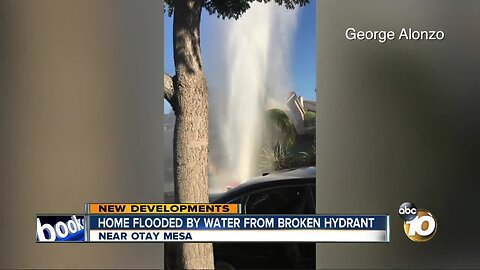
[206,2,299,191]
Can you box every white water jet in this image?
[206,3,299,191]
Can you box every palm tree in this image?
[265,108,296,147]
[259,109,298,172]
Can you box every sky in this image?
[164,1,316,113]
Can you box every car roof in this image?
[211,167,316,203]
[238,166,315,186]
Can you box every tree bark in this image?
[169,0,214,269]
[164,73,175,106]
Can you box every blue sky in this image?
[164,1,316,112]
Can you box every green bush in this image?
[304,111,316,127]
[259,141,315,173]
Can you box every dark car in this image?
[212,167,316,270]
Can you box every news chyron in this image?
[36,215,85,242]
[398,202,437,242]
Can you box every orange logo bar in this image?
[86,203,240,214]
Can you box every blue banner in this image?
[89,215,388,230]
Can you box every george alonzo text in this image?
[345,27,445,43]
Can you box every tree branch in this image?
[164,73,176,106]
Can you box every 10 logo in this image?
[398,202,437,242]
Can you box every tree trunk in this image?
[170,0,214,269]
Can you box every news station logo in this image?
[36,215,85,242]
[398,202,437,242]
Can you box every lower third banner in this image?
[87,215,390,243]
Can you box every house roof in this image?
[303,100,316,112]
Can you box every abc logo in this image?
[398,202,437,242]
